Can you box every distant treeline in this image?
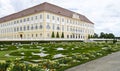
[89,32,118,39]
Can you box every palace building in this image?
[0,2,94,40]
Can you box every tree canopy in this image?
[88,32,115,39]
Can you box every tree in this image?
[99,32,115,39]
[108,33,115,39]
[104,33,108,38]
[56,32,59,38]
[93,33,98,38]
[88,34,91,39]
[100,32,105,38]
[51,32,55,38]
[61,32,64,38]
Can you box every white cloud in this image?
[0,0,120,36]
[0,0,15,17]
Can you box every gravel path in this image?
[66,51,120,71]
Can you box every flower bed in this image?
[0,42,120,71]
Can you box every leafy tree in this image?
[56,32,59,38]
[99,32,115,39]
[61,32,64,38]
[51,32,55,38]
[108,33,115,38]
[88,34,91,39]
[93,33,98,38]
[100,32,105,38]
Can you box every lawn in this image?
[0,42,120,71]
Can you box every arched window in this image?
[67,35,69,38]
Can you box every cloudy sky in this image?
[0,0,120,36]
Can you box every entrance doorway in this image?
[20,34,23,39]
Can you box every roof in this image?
[0,2,94,24]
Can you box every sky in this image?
[0,0,120,36]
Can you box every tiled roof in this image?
[0,2,94,24]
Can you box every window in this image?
[39,25,43,29]
[35,25,38,29]
[52,16,54,20]
[17,20,19,23]
[27,26,29,30]
[47,15,49,19]
[14,21,16,24]
[20,20,22,23]
[31,25,34,30]
[57,17,59,21]
[79,35,80,38]
[35,16,37,20]
[31,17,33,20]
[40,33,42,37]
[20,27,22,31]
[17,27,19,31]
[57,26,60,30]
[36,34,38,37]
[70,35,72,38]
[67,19,69,23]
[52,24,55,30]
[46,24,50,29]
[81,36,83,39]
[76,29,77,32]
[14,28,16,32]
[24,26,26,31]
[40,15,42,19]
[76,35,77,38]
[62,25,64,31]
[62,18,64,22]
[27,18,29,21]
[67,35,69,38]
[24,19,26,22]
[32,34,33,37]
[73,34,75,38]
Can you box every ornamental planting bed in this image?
[0,42,120,71]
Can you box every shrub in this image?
[61,32,64,38]
[56,32,59,38]
[51,32,55,38]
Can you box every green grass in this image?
[0,42,120,71]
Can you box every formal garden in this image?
[0,41,120,71]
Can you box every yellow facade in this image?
[0,11,94,40]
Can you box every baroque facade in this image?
[0,2,94,40]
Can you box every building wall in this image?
[0,11,94,40]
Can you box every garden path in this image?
[66,51,120,71]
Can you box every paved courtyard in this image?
[66,51,120,71]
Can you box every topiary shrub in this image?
[56,32,59,38]
[61,32,64,38]
[51,31,55,38]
